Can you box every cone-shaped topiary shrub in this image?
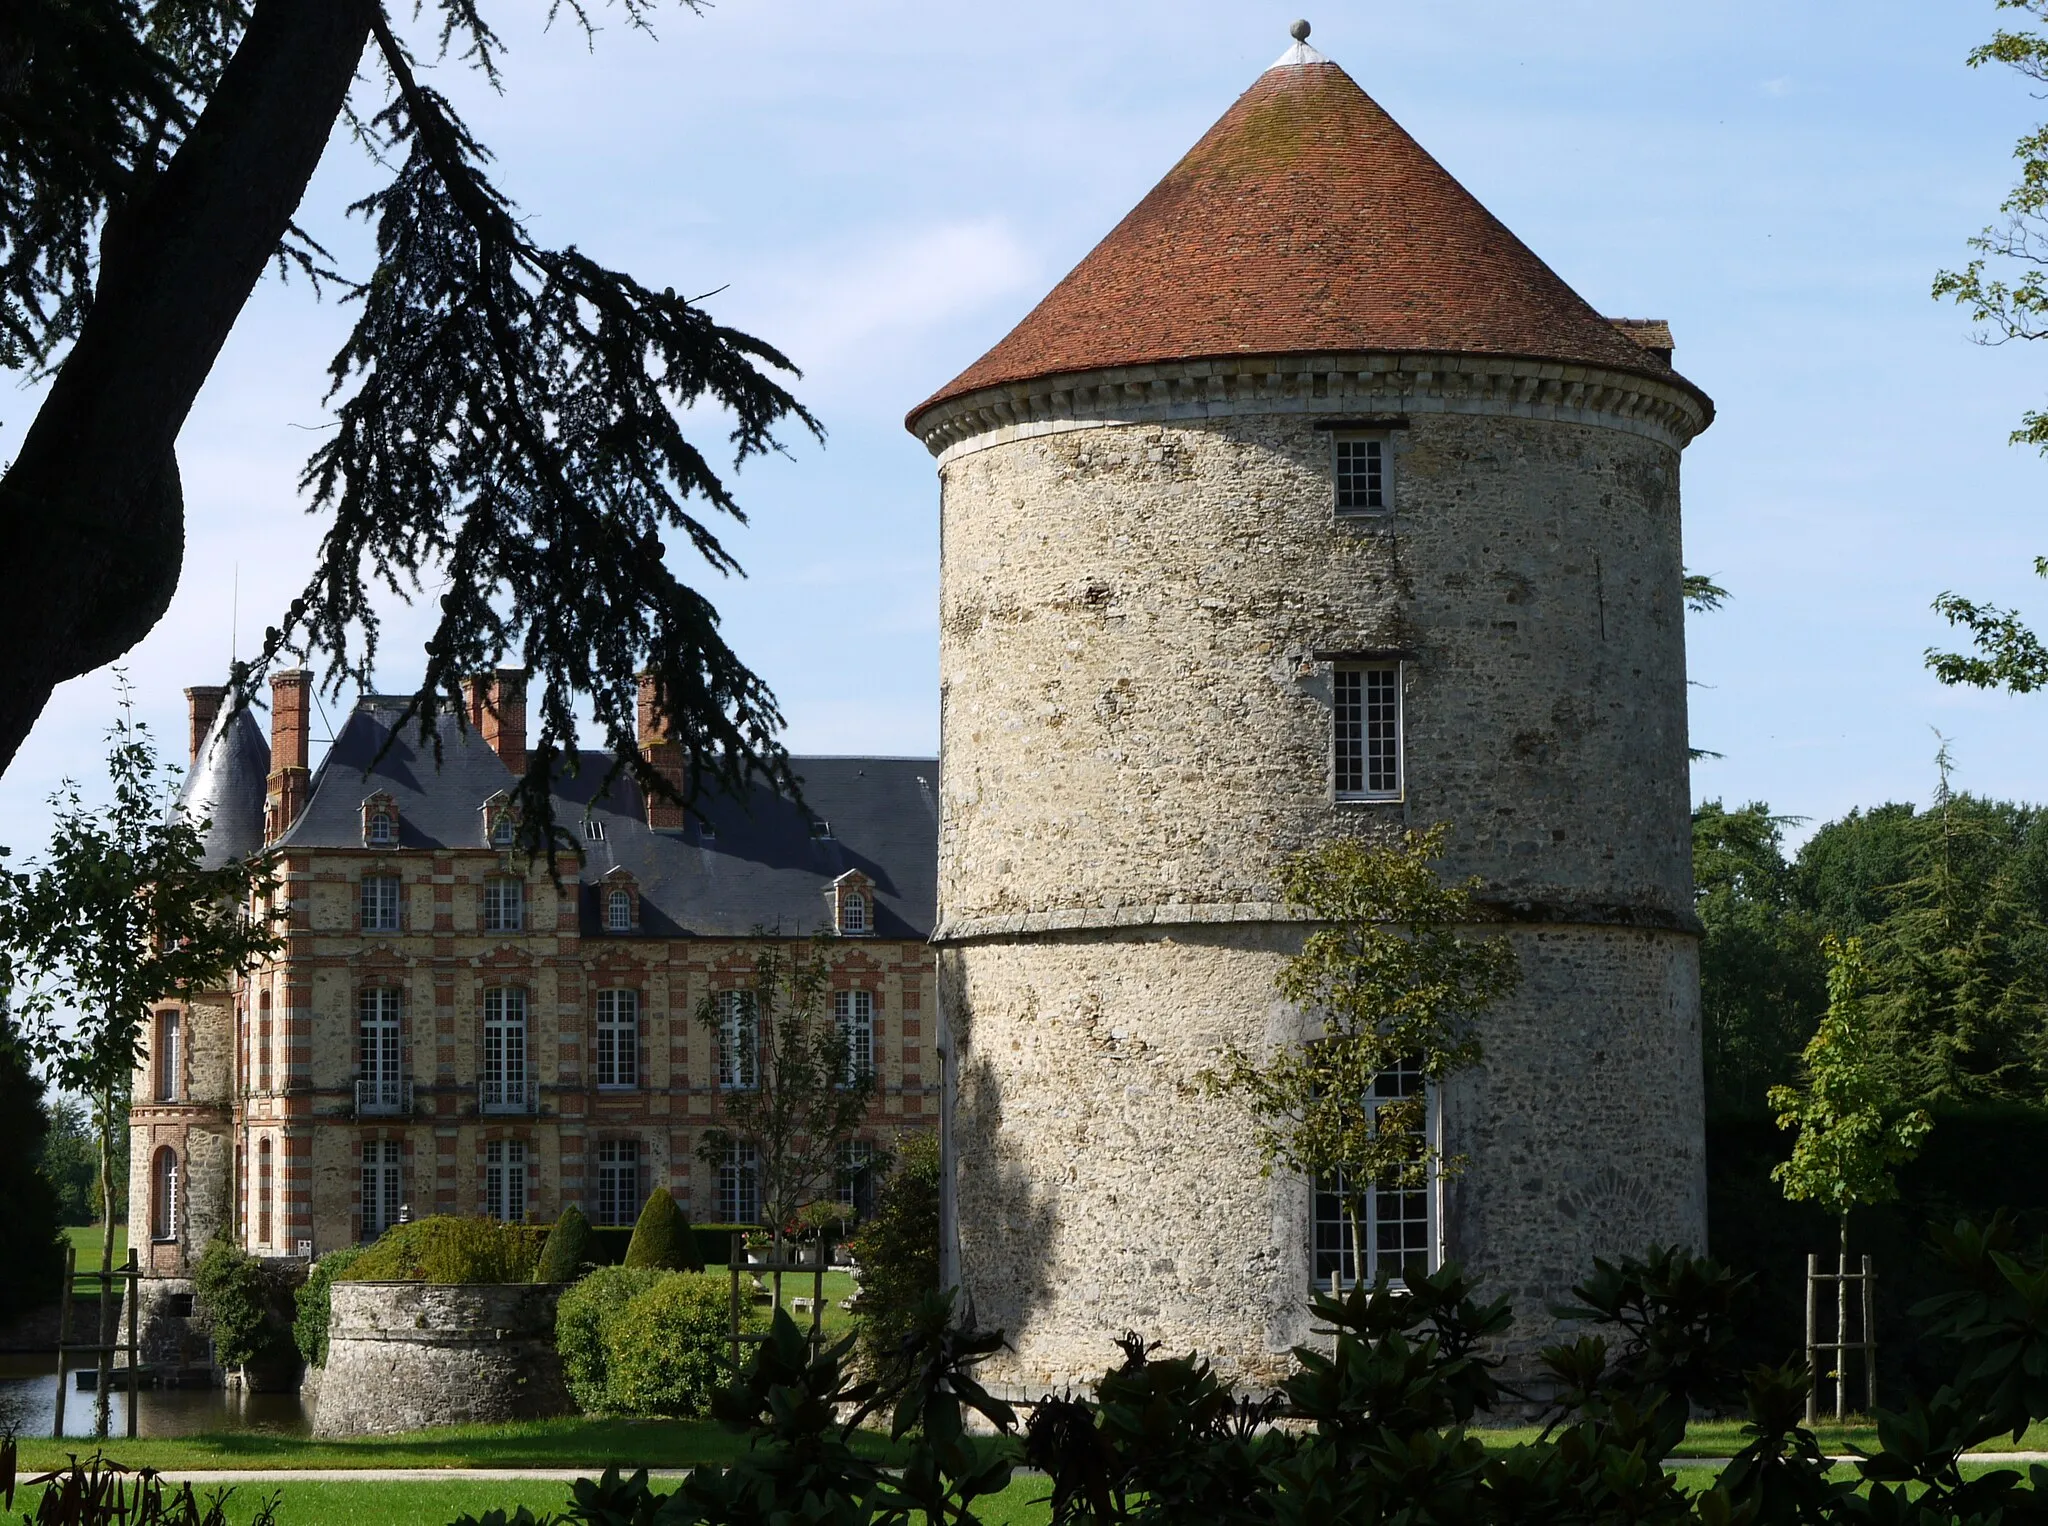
[535,1204,593,1283]
[623,1186,701,1271]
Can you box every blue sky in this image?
[4,0,2047,855]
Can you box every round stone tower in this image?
[906,30,1714,1390]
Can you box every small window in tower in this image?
[1334,435,1388,514]
[1333,663,1403,801]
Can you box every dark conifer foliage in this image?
[0,2,813,827]
[0,1015,66,1323]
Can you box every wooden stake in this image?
[124,1250,139,1440]
[52,1244,74,1439]
[1863,1254,1877,1416]
[1804,1252,1818,1428]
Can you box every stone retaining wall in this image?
[311,1282,568,1437]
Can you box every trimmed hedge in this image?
[623,1187,701,1271]
[556,1265,662,1412]
[341,1216,543,1284]
[534,1205,592,1283]
[602,1272,732,1417]
[582,1222,751,1270]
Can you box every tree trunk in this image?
[1836,1214,1850,1423]
[95,1081,117,1438]
[0,0,376,773]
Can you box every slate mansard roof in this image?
[910,49,1710,429]
[269,698,938,940]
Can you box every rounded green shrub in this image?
[193,1237,299,1372]
[534,1205,593,1283]
[555,1264,662,1412]
[342,1216,543,1284]
[294,1245,366,1366]
[603,1271,733,1417]
[623,1186,701,1271]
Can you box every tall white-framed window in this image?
[1334,663,1403,801]
[361,873,402,933]
[362,1139,403,1240]
[366,809,397,847]
[1333,433,1389,514]
[482,987,529,1111]
[151,1147,179,1241]
[485,1139,528,1222]
[717,1141,759,1224]
[605,887,633,933]
[594,989,639,1089]
[833,990,874,1082]
[482,876,524,933]
[1313,1057,1436,1290]
[716,990,758,1090]
[256,1136,274,1248]
[358,987,404,1113]
[155,1009,181,1101]
[841,892,868,935]
[595,1138,641,1227]
[836,1139,876,1214]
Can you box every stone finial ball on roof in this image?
[1290,19,1311,41]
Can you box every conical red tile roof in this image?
[909,57,1706,430]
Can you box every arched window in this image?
[366,810,396,847]
[151,1148,179,1242]
[841,892,869,935]
[257,990,273,1091]
[490,812,517,848]
[256,1137,274,1248]
[606,887,633,932]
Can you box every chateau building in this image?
[129,672,939,1278]
[908,27,1714,1386]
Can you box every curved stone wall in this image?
[311,1282,569,1437]
[927,358,1708,1388]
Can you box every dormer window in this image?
[828,871,876,937]
[482,792,519,849]
[362,793,400,849]
[606,887,633,932]
[809,818,832,840]
[491,815,516,848]
[583,818,607,843]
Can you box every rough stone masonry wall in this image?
[312,1281,569,1436]
[926,357,1708,1388]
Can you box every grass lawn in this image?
[8,1473,1058,1526]
[62,1223,127,1278]
[715,1265,860,1338]
[10,1415,907,1476]
[1474,1418,2048,1457]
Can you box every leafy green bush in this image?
[603,1271,732,1417]
[848,1132,939,1371]
[192,1238,298,1372]
[554,1264,662,1412]
[534,1205,592,1283]
[623,1187,700,1271]
[293,1246,365,1366]
[341,1216,542,1284]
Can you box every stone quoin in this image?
[905,24,1713,1387]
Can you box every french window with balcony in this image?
[716,990,758,1090]
[482,988,529,1112]
[362,1139,402,1239]
[357,988,405,1114]
[595,989,638,1089]
[833,990,874,1083]
[596,1139,642,1226]
[485,1139,528,1222]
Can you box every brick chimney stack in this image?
[185,685,227,764]
[461,669,529,774]
[637,672,688,830]
[265,669,312,841]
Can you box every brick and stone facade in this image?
[908,40,1714,1389]
[133,675,939,1279]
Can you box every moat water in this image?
[0,1355,310,1440]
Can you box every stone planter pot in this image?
[311,1282,570,1438]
